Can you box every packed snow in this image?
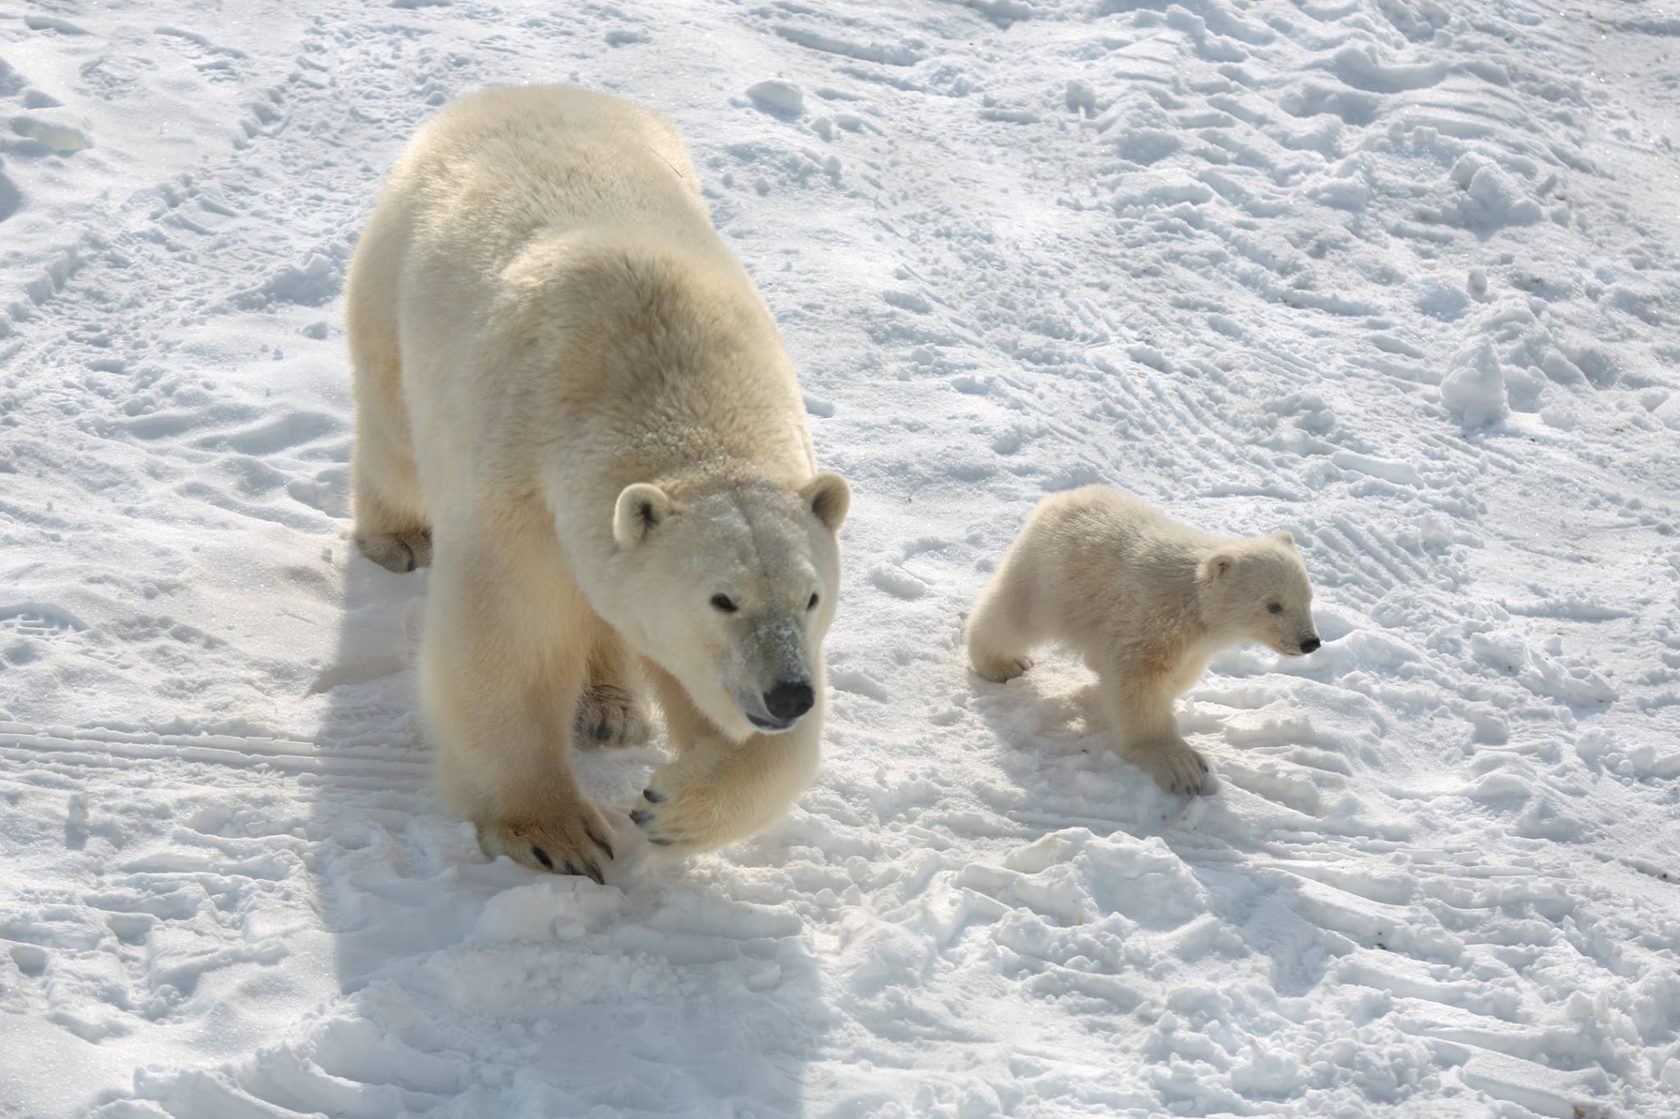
[3,0,1680,1116]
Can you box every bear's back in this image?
[394,85,716,288]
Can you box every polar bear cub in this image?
[967,486,1320,795]
[345,86,849,878]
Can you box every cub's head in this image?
[604,472,848,742]
[1197,532,1321,656]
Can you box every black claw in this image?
[648,836,674,846]
[593,723,612,742]
[531,845,554,871]
[642,788,666,803]
[563,860,581,877]
[587,828,615,860]
[584,860,604,885]
[630,808,651,827]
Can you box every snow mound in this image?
[1441,340,1508,428]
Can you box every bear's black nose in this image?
[764,679,814,721]
[1300,636,1322,654]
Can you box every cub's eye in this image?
[807,593,820,611]
[1267,602,1283,615]
[711,594,738,614]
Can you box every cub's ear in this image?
[801,471,850,532]
[613,483,673,548]
[1199,552,1236,583]
[1273,530,1296,548]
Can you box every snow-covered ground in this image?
[3,0,1679,1115]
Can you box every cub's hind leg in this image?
[966,557,1040,683]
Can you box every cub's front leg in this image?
[629,663,821,853]
[424,536,617,880]
[1099,666,1212,796]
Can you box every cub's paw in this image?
[628,765,740,855]
[971,651,1033,684]
[573,684,653,749]
[354,527,433,573]
[475,802,616,883]
[1130,739,1213,796]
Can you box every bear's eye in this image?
[807,593,820,611]
[710,594,738,614]
[1267,601,1283,615]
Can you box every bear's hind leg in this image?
[347,212,432,573]
[572,618,652,749]
[353,518,433,574]
[1099,669,1212,796]
[349,377,432,572]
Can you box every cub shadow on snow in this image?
[967,654,1339,998]
[305,554,826,1116]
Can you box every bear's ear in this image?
[1273,530,1296,548]
[801,471,850,532]
[613,483,673,548]
[1199,552,1237,583]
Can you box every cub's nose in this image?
[1300,636,1322,654]
[764,679,814,721]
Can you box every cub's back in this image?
[1027,486,1208,650]
[1032,486,1169,570]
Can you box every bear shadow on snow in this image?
[968,653,1197,840]
[304,553,829,1114]
[967,651,1337,999]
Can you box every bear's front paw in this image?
[475,802,617,882]
[971,651,1034,684]
[354,527,433,573]
[1130,739,1213,796]
[628,765,744,855]
[573,684,653,749]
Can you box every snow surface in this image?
[3,0,1680,1116]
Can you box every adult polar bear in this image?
[346,86,850,880]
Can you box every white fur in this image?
[966,485,1319,795]
[346,85,849,874]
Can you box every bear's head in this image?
[603,472,849,742]
[1196,532,1321,656]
